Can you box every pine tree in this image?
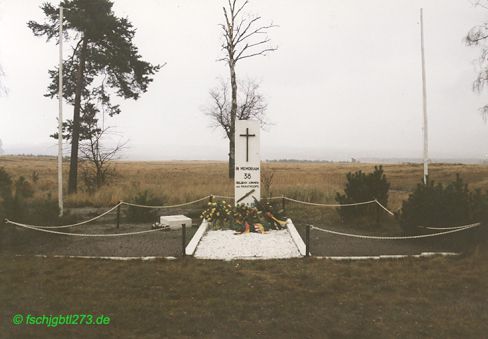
[28,0,161,193]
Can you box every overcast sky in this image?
[1,0,488,161]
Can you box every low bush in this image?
[0,168,34,221]
[335,165,390,223]
[25,198,67,225]
[398,174,488,234]
[0,167,13,221]
[0,167,77,245]
[125,190,166,222]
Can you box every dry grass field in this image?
[2,155,488,212]
[1,156,488,338]
[1,251,488,338]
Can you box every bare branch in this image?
[79,123,127,190]
[68,38,83,63]
[466,3,488,122]
[236,21,277,46]
[470,0,488,10]
[237,47,277,61]
[216,56,230,62]
[216,0,277,178]
[234,16,261,45]
[203,77,268,140]
[235,38,271,60]
[219,0,277,66]
[233,0,249,20]
[466,31,488,45]
[223,6,233,38]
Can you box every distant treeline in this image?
[265,159,360,163]
[0,154,70,160]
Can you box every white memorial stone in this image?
[159,215,192,230]
[234,119,260,207]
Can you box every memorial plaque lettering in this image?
[234,120,260,206]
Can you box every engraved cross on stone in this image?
[239,127,255,162]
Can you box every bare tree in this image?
[78,112,126,192]
[206,78,267,141]
[466,1,488,119]
[219,0,277,178]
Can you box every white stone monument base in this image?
[193,229,301,260]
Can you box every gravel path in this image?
[1,223,196,257]
[194,230,301,260]
[294,223,485,256]
[2,220,483,259]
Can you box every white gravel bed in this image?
[194,229,302,260]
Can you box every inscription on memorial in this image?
[234,120,260,206]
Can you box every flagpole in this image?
[58,6,64,217]
[420,8,429,184]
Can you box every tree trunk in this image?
[228,138,235,179]
[68,37,88,194]
[96,166,102,189]
[228,59,237,179]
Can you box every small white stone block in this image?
[159,215,192,230]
